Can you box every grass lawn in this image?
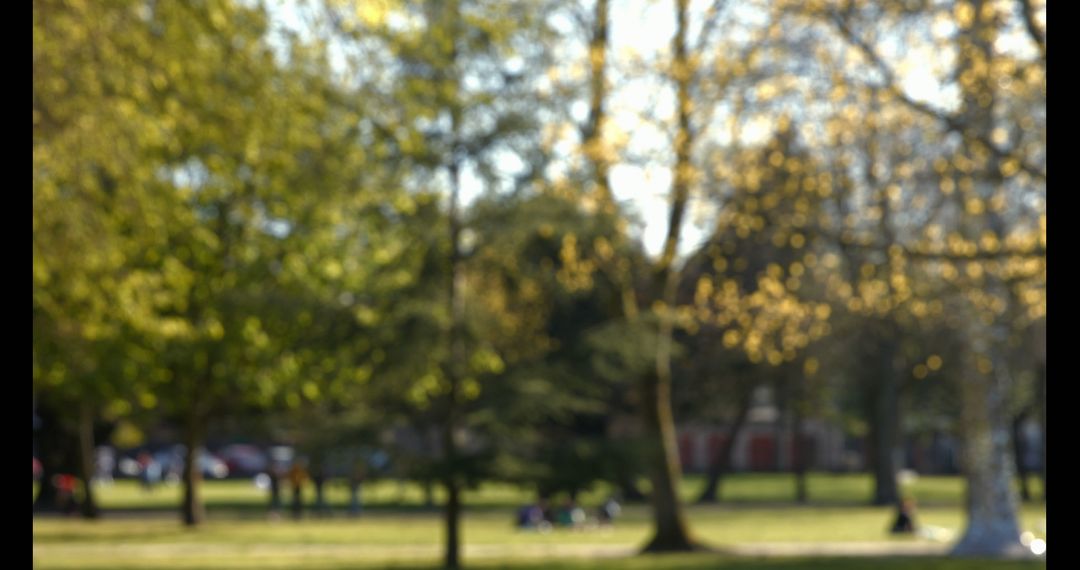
[32,512,1048,570]
[33,472,1046,511]
[29,548,1050,570]
[33,475,1047,569]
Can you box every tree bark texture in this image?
[870,336,900,506]
[182,407,206,526]
[951,335,1027,558]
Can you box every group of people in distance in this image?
[265,458,367,520]
[516,495,621,532]
[515,494,919,536]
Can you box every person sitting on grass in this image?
[515,498,551,532]
[515,503,540,529]
[597,495,621,526]
[557,498,586,530]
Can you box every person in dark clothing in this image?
[268,465,282,514]
[311,465,327,516]
[597,496,621,526]
[891,497,918,534]
[516,502,545,529]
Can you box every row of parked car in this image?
[35,444,288,482]
[37,444,389,481]
[114,444,288,480]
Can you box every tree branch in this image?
[1017,0,1046,63]
[827,11,1045,182]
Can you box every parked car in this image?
[200,451,229,479]
[119,446,229,481]
[267,445,295,472]
[218,444,268,477]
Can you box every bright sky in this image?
[268,0,1011,259]
[597,0,704,258]
[270,0,703,258]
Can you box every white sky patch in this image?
[459,165,485,206]
[902,65,942,105]
[611,0,674,55]
[607,1,697,257]
[611,163,675,251]
[265,0,700,259]
[264,0,1000,260]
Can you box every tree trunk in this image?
[640,0,697,553]
[870,337,900,506]
[794,438,808,503]
[1037,361,1045,503]
[792,372,808,504]
[774,376,788,472]
[582,0,612,206]
[949,1,1030,556]
[181,408,206,526]
[441,242,464,570]
[951,336,1028,558]
[1011,413,1031,502]
[443,475,461,570]
[441,388,462,569]
[640,369,696,552]
[313,473,326,515]
[269,470,281,511]
[439,346,463,568]
[442,150,465,570]
[423,478,435,508]
[436,0,467,562]
[697,387,753,504]
[77,402,99,519]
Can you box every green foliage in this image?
[33,0,1045,549]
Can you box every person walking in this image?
[288,460,309,520]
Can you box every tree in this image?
[34,0,202,518]
[778,0,1044,555]
[561,0,816,549]
[34,0,387,526]
[311,1,559,565]
[676,121,832,503]
[470,191,650,500]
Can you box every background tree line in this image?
[34,0,1044,566]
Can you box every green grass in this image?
[29,553,1048,570]
[32,503,1048,545]
[34,472,1046,511]
[33,505,1047,569]
[34,475,1047,569]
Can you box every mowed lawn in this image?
[33,474,1046,570]
[32,472,1046,510]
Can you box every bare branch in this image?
[828,11,1046,182]
[815,225,1045,263]
[1017,0,1047,63]
[693,0,730,55]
